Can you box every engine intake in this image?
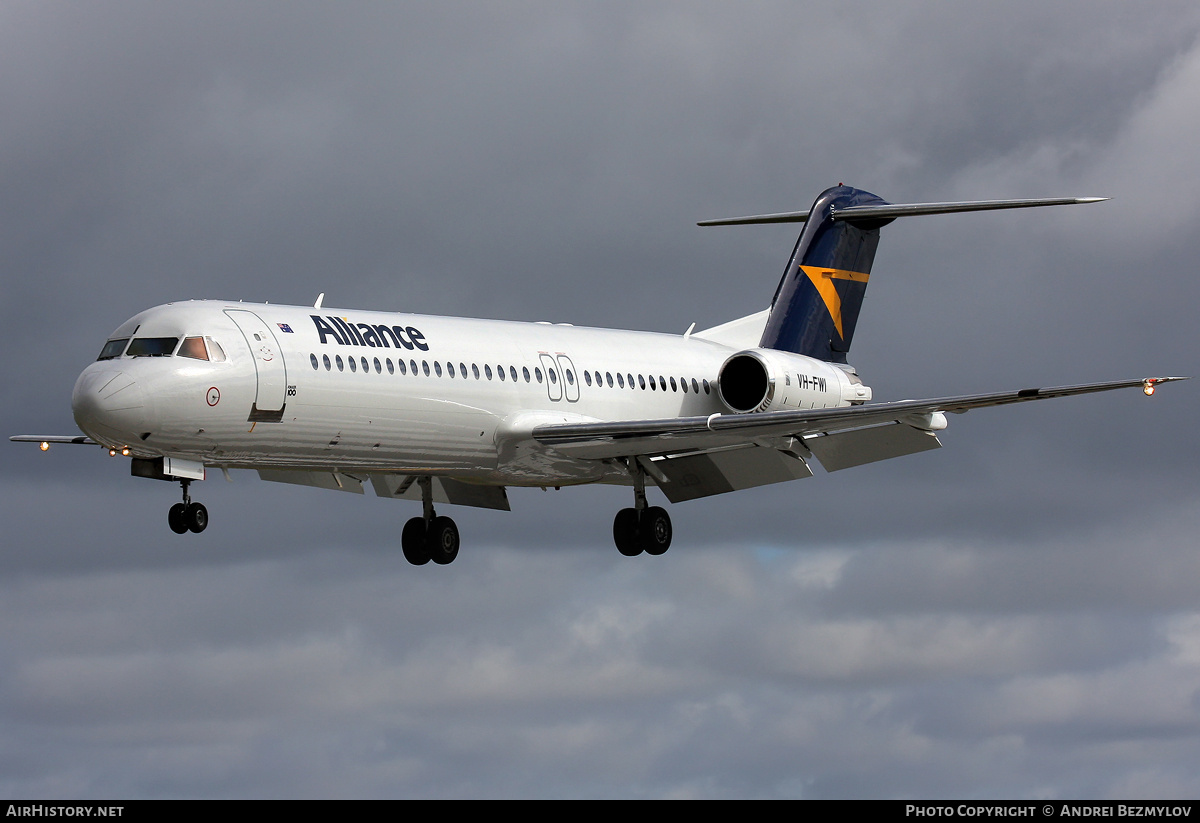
[718,352,772,412]
[716,348,871,413]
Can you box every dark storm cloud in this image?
[2,0,1199,799]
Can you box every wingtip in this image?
[1075,197,1110,204]
[1141,376,1188,396]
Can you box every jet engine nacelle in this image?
[716,348,872,413]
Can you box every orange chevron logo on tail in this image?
[799,265,870,339]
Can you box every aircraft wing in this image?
[532,377,1184,500]
[10,434,97,447]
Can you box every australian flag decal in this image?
[277,323,294,333]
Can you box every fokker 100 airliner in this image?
[12,185,1183,565]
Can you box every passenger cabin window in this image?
[97,338,129,361]
[179,337,209,361]
[127,337,179,357]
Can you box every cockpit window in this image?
[126,337,179,357]
[206,337,226,362]
[97,338,129,361]
[177,337,208,360]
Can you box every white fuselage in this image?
[72,300,854,487]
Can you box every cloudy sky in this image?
[2,1,1199,799]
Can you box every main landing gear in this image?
[612,461,671,557]
[167,479,208,534]
[401,476,460,566]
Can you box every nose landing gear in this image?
[167,479,208,534]
[401,476,460,565]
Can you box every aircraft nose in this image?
[72,365,148,445]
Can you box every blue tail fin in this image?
[758,185,892,363]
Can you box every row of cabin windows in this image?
[308,353,712,395]
[582,370,710,395]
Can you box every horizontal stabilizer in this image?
[699,210,816,226]
[698,197,1107,226]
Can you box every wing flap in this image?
[258,469,366,494]
[370,474,511,511]
[804,422,941,472]
[646,445,813,503]
[257,470,511,510]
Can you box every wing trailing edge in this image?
[532,377,1187,461]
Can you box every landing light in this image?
[121,447,131,457]
[1143,380,1156,396]
[108,449,117,457]
[39,441,49,451]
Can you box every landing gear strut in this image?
[401,476,460,566]
[612,460,671,557]
[167,479,208,534]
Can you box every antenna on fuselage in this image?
[314,292,325,309]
